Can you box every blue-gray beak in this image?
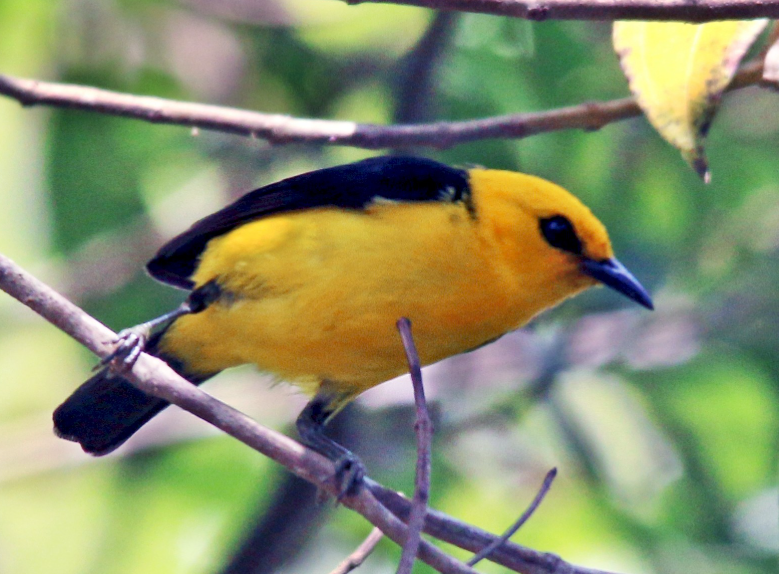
[581,257,654,310]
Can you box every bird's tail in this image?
[53,327,215,455]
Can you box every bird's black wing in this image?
[147,156,470,289]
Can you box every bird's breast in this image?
[160,202,556,392]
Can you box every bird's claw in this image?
[333,453,366,502]
[97,328,149,373]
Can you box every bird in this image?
[53,155,653,495]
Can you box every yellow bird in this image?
[54,156,652,492]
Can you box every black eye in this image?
[540,215,582,255]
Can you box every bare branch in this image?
[0,61,765,151]
[0,61,766,150]
[329,527,385,574]
[368,481,621,574]
[0,73,636,149]
[0,252,633,574]
[0,252,475,574]
[396,318,433,574]
[468,467,557,566]
[344,0,779,22]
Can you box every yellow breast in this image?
[159,196,589,395]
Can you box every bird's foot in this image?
[330,452,366,502]
[97,326,150,373]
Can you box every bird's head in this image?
[469,168,653,311]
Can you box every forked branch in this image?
[0,252,620,574]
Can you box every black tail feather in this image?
[53,329,214,455]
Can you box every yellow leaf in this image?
[613,20,767,182]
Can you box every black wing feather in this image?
[147,156,470,289]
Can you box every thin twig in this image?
[396,318,433,574]
[367,480,620,574]
[329,527,385,574]
[344,0,779,22]
[467,468,557,566]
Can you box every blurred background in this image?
[0,1,777,573]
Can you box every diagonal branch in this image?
[329,527,385,574]
[0,61,765,151]
[343,0,779,23]
[0,252,473,574]
[467,467,557,566]
[0,251,622,574]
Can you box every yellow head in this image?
[469,168,653,314]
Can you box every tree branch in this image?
[367,482,620,574]
[0,252,474,574]
[0,72,635,149]
[396,318,433,574]
[467,467,556,566]
[0,251,624,574]
[329,527,385,574]
[344,0,779,22]
[0,61,765,151]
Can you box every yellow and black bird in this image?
[54,156,652,491]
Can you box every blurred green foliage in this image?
[0,2,777,574]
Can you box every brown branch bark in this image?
[0,61,765,150]
[396,318,432,574]
[0,252,473,574]
[328,527,385,574]
[344,0,779,22]
[0,73,637,149]
[0,251,623,574]
[467,467,557,566]
[368,482,619,574]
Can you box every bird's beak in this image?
[580,257,654,310]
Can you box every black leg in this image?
[296,390,365,499]
[101,280,222,371]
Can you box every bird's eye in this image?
[539,216,583,255]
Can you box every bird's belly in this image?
[158,204,532,394]
[163,272,515,394]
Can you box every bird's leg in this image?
[100,280,222,371]
[296,389,365,500]
[100,305,189,370]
